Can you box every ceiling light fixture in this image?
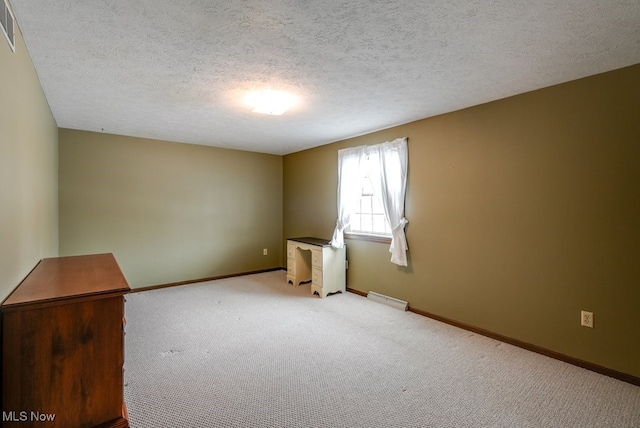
[245,89,297,115]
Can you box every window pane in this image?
[347,156,391,236]
[372,195,384,213]
[372,214,386,233]
[361,214,372,232]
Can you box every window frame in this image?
[344,231,392,244]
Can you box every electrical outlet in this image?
[581,311,593,328]
[263,248,268,256]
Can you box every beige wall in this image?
[59,130,283,288]
[284,64,640,378]
[0,17,58,302]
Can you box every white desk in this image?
[287,237,346,298]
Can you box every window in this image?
[347,156,392,238]
[330,137,409,266]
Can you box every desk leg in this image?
[311,284,326,298]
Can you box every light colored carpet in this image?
[124,271,640,427]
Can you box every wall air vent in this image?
[1,0,15,52]
[367,291,408,311]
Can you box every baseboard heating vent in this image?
[367,291,408,311]
[1,0,15,52]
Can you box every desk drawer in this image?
[312,268,323,287]
[287,243,295,259]
[311,249,322,268]
[287,258,295,276]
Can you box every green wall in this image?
[284,64,640,378]
[59,130,283,288]
[0,16,58,302]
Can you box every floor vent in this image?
[367,291,408,311]
[1,0,15,52]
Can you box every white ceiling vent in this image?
[1,0,15,52]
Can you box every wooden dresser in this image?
[2,254,130,428]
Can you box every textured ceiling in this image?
[9,0,640,155]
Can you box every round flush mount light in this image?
[244,89,297,115]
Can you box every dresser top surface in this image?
[3,253,130,309]
[288,237,332,247]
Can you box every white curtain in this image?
[330,137,409,266]
[367,137,409,266]
[330,146,365,248]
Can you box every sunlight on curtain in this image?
[330,146,365,248]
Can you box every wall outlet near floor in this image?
[263,248,268,256]
[581,311,594,328]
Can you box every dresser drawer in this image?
[287,243,296,259]
[311,249,322,268]
[312,268,323,287]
